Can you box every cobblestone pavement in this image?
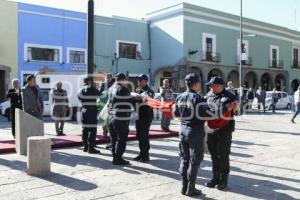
[0,111,300,199]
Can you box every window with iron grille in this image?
[28,47,59,62]
[69,50,85,64]
[119,43,137,59]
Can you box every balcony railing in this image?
[236,56,253,66]
[201,51,221,63]
[292,60,300,69]
[269,60,283,68]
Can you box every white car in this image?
[0,100,11,121]
[0,89,52,121]
[253,91,292,110]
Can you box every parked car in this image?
[252,91,292,110]
[0,100,11,121]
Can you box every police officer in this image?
[174,73,210,197]
[205,76,237,190]
[78,76,102,154]
[134,74,155,162]
[108,73,136,165]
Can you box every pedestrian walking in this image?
[78,76,102,154]
[205,76,237,191]
[52,82,69,136]
[245,88,254,110]
[256,86,266,112]
[291,86,300,123]
[271,88,278,113]
[226,81,238,98]
[108,73,137,165]
[134,74,155,163]
[6,79,22,138]
[174,73,210,196]
[160,79,173,132]
[22,75,44,119]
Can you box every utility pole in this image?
[239,0,244,114]
[87,0,94,80]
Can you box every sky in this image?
[8,0,300,31]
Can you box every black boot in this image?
[181,180,188,195]
[113,157,130,165]
[205,171,220,188]
[217,173,229,190]
[88,147,100,154]
[133,154,143,161]
[83,146,88,152]
[186,182,202,197]
[140,154,150,163]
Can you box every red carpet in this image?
[0,129,178,154]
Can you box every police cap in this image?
[205,76,225,86]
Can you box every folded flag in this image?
[145,97,175,119]
[145,97,237,130]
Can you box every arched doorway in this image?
[275,74,287,92]
[244,71,257,89]
[261,73,272,91]
[291,79,300,92]
[207,68,223,81]
[227,70,239,88]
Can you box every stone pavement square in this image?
[0,111,300,200]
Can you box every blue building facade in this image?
[18,3,87,85]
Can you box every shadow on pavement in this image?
[236,128,300,136]
[1,141,299,199]
[232,140,269,147]
[0,157,98,191]
[51,150,141,175]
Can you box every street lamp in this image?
[87,0,94,81]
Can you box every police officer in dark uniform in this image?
[6,79,22,138]
[205,76,237,190]
[78,76,102,154]
[108,73,136,165]
[134,74,155,163]
[174,73,211,197]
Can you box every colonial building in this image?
[2,2,300,96]
[0,1,18,101]
[147,3,300,93]
[93,15,151,89]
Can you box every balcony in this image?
[236,56,253,66]
[269,60,283,69]
[292,60,300,69]
[201,51,221,63]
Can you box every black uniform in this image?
[135,85,154,160]
[174,89,210,184]
[108,82,134,164]
[78,84,102,151]
[6,88,23,137]
[206,89,236,189]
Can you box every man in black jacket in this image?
[108,73,136,165]
[78,76,102,154]
[6,79,22,138]
[134,74,155,163]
